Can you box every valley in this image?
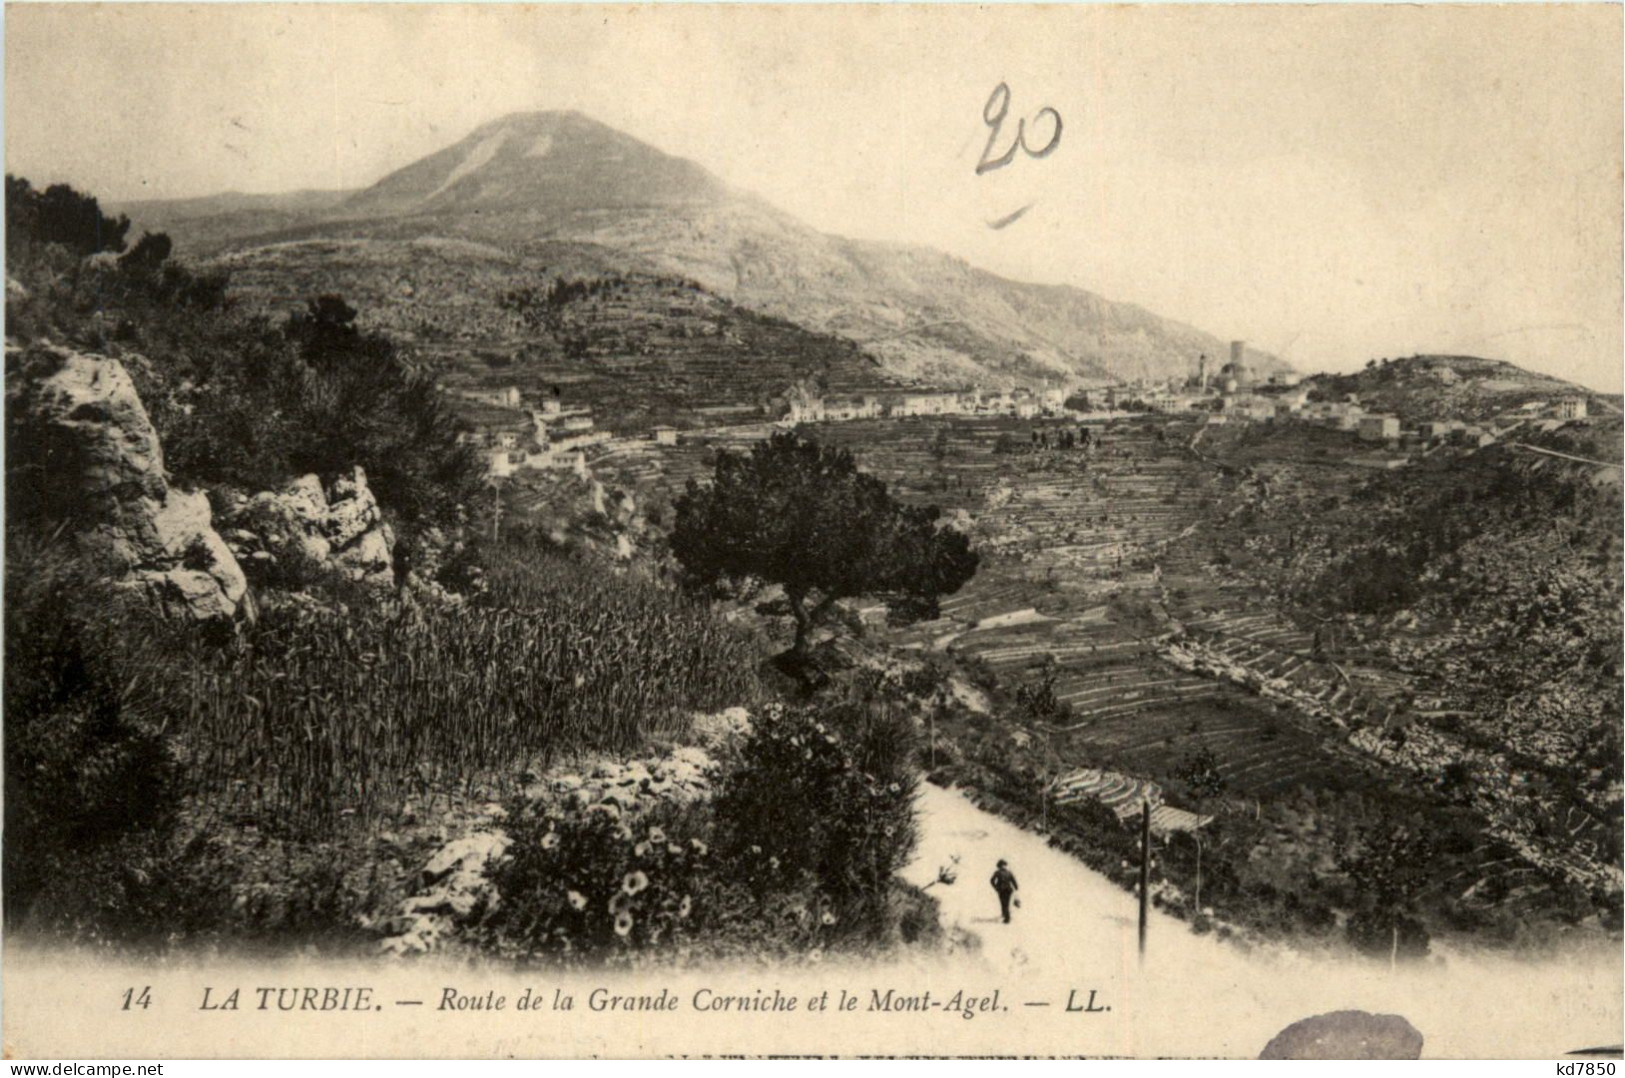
[585,408,1622,948]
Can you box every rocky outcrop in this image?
[219,466,395,587]
[6,341,251,622]
[377,827,512,957]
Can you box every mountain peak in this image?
[342,109,727,218]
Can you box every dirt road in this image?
[902,782,1622,1057]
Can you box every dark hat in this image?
[997,859,1008,867]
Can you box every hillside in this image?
[119,110,1286,391]
[205,236,905,432]
[1305,354,1609,423]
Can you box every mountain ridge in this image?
[120,109,1282,388]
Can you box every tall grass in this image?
[178,547,762,835]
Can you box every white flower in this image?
[567,890,588,911]
[614,911,634,937]
[623,870,650,895]
[540,831,560,850]
[677,895,692,919]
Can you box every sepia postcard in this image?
[2,1,1621,1061]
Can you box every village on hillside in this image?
[446,338,1602,483]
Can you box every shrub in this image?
[5,177,481,537]
[490,799,714,963]
[6,174,130,259]
[2,531,181,928]
[713,701,919,934]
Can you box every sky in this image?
[6,3,1622,391]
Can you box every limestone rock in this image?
[6,341,251,622]
[222,465,395,587]
[378,829,511,956]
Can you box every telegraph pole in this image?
[1138,799,1152,962]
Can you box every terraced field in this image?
[582,411,1617,933]
[788,416,1389,812]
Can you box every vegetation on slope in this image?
[6,185,483,540]
[3,177,943,961]
[1305,354,1603,422]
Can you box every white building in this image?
[890,392,961,417]
[1358,415,1401,442]
[463,385,522,409]
[785,389,827,423]
[486,449,518,478]
[825,395,883,421]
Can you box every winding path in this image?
[901,782,1622,1057]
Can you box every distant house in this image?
[559,414,595,433]
[978,389,1014,414]
[1416,420,1454,440]
[824,395,881,421]
[652,426,679,446]
[549,431,611,455]
[486,449,517,478]
[1554,396,1588,420]
[787,394,826,423]
[1330,407,1365,432]
[465,385,522,409]
[1358,415,1401,441]
[890,391,960,418]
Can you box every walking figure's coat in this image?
[991,859,1019,923]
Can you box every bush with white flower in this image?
[485,798,709,963]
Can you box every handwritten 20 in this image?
[977,82,1062,229]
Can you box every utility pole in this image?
[486,478,504,542]
[1138,799,1152,962]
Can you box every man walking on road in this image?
[991,859,1019,923]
